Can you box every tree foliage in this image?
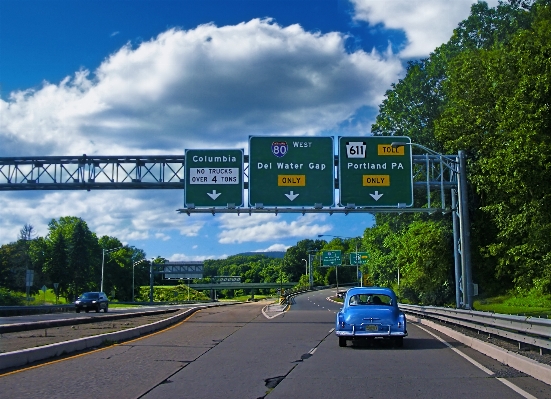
[369,0,551,301]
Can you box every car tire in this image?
[394,337,404,348]
[104,305,108,313]
[339,337,347,347]
[96,305,100,313]
[76,308,80,313]
[85,309,89,313]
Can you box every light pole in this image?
[149,258,155,304]
[302,259,307,275]
[132,259,147,302]
[318,234,361,287]
[307,250,318,289]
[391,142,472,309]
[101,247,122,293]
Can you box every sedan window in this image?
[349,294,392,306]
[80,293,99,299]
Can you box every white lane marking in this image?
[329,328,335,333]
[416,324,537,399]
[309,348,317,355]
[415,324,494,375]
[496,378,538,399]
[261,305,286,319]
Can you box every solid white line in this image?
[496,378,538,399]
[309,348,317,355]
[416,324,494,375]
[416,324,538,398]
[329,328,335,333]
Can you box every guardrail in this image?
[400,304,551,355]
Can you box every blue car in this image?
[335,287,407,347]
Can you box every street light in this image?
[132,259,147,302]
[306,249,319,289]
[390,142,472,309]
[101,247,123,292]
[318,234,361,288]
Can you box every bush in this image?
[0,288,25,306]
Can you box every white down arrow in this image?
[285,191,299,201]
[207,190,221,200]
[370,191,384,201]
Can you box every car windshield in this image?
[348,294,392,306]
[80,293,99,299]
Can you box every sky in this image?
[0,0,499,261]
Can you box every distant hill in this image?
[236,251,285,259]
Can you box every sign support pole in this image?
[458,151,473,309]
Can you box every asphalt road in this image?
[1,289,550,399]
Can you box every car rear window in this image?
[348,294,392,306]
[81,293,99,299]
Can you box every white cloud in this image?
[0,191,204,247]
[217,213,332,243]
[254,243,290,252]
[0,19,403,157]
[351,0,501,58]
[169,253,227,261]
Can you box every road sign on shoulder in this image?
[185,149,244,207]
[322,250,341,266]
[338,136,413,207]
[249,136,334,207]
[350,252,369,266]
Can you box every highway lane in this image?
[1,289,549,399]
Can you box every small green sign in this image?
[322,250,341,266]
[338,136,413,207]
[185,149,244,207]
[349,252,369,266]
[249,136,334,207]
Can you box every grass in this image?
[30,289,69,305]
[219,294,274,302]
[29,290,143,307]
[474,293,551,318]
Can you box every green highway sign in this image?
[349,252,369,266]
[185,149,244,207]
[338,136,413,207]
[249,136,334,207]
[322,250,341,266]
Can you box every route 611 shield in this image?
[271,141,288,158]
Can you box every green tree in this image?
[436,1,551,293]
[283,239,325,282]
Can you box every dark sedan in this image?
[75,292,109,313]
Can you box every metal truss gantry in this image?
[0,155,186,190]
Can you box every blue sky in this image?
[0,0,498,260]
